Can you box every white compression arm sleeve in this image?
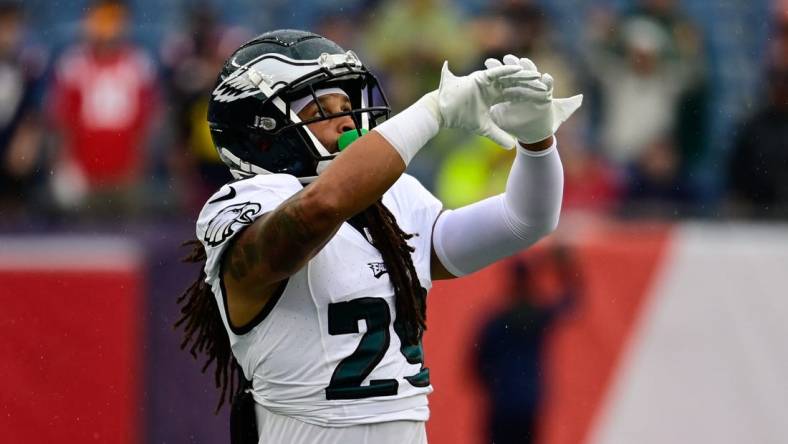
[373,93,440,166]
[432,141,564,276]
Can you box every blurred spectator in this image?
[435,136,514,209]
[560,131,621,214]
[159,4,250,211]
[474,246,581,444]
[49,0,158,215]
[637,0,711,191]
[362,0,478,110]
[727,7,788,218]
[0,1,47,216]
[584,0,707,212]
[470,0,577,97]
[314,7,367,51]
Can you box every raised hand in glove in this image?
[485,55,583,146]
[418,61,541,148]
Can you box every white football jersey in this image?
[196,173,442,427]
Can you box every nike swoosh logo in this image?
[208,186,236,204]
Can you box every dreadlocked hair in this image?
[175,239,244,414]
[174,199,426,413]
[362,200,426,345]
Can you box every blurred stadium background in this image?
[0,0,786,443]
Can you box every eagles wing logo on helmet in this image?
[212,68,268,103]
[204,202,263,246]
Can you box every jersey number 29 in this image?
[325,297,429,400]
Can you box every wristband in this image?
[372,94,439,166]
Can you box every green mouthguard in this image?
[337,129,369,151]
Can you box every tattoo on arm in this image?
[225,251,248,281]
[257,193,318,275]
[225,191,336,285]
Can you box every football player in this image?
[176,29,581,444]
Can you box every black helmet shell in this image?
[207,29,390,181]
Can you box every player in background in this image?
[175,29,581,443]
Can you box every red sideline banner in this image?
[424,222,671,444]
[0,237,144,444]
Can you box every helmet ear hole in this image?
[256,116,277,131]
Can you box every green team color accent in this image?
[326,297,398,400]
[337,129,369,151]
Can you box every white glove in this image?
[486,55,583,145]
[419,61,540,148]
